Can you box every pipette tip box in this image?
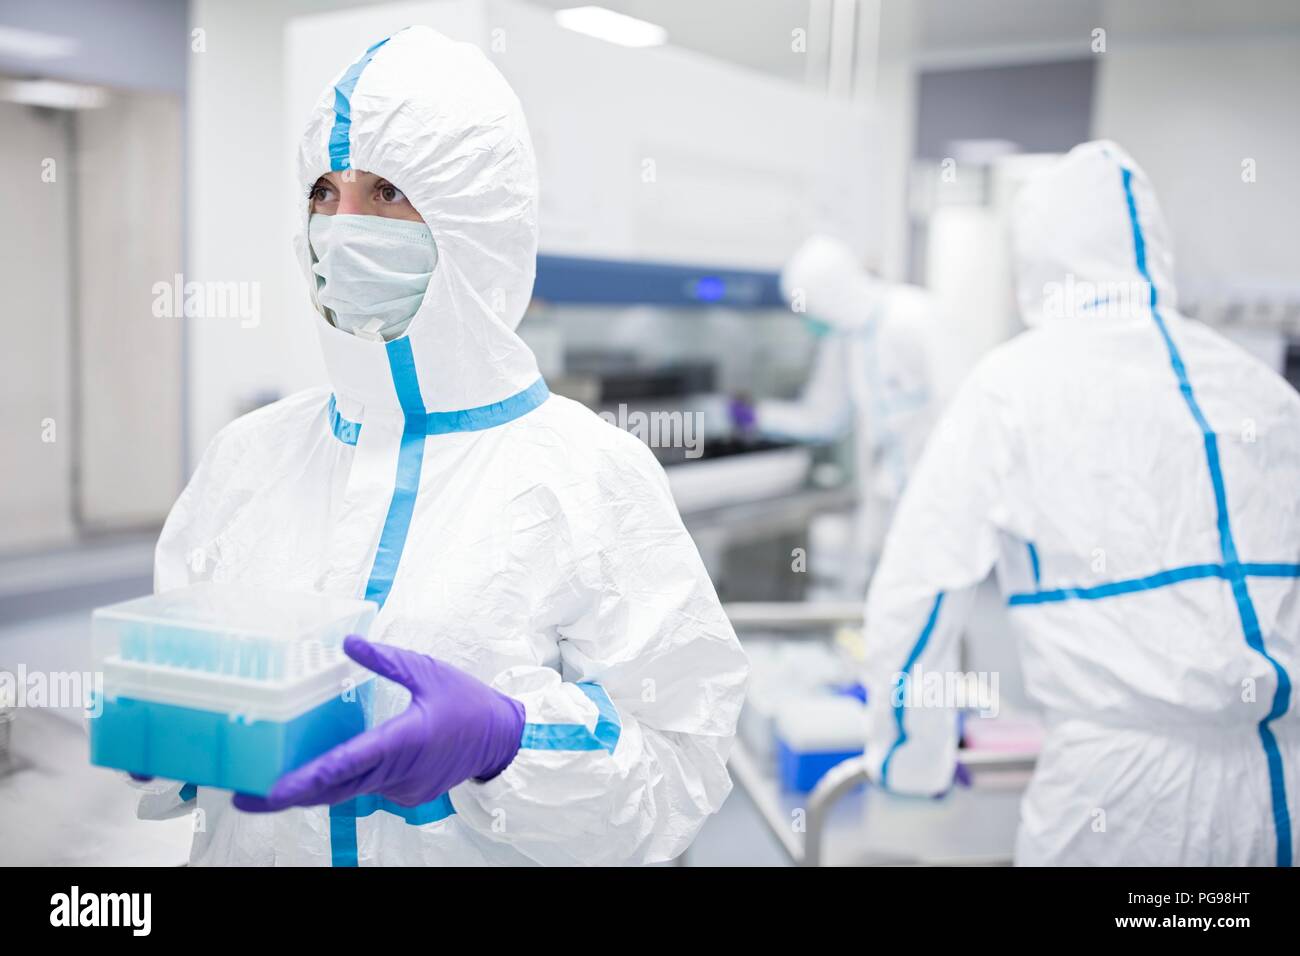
[88,583,378,796]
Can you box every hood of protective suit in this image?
[295,26,540,415]
[780,235,883,332]
[1011,140,1178,328]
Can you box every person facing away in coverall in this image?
[859,140,1299,866]
[131,25,749,866]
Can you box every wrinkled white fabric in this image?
[757,235,961,595]
[139,25,747,866]
[860,141,1300,866]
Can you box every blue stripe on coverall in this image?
[1026,541,1041,586]
[328,394,360,445]
[519,683,622,754]
[329,336,431,867]
[1009,562,1300,607]
[363,338,428,609]
[880,593,946,790]
[1008,562,1227,606]
[330,338,426,868]
[1118,164,1292,867]
[328,36,390,172]
[326,380,553,449]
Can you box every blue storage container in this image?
[776,739,863,793]
[774,695,866,793]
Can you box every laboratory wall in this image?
[1093,35,1300,296]
[184,0,396,469]
[0,92,183,552]
[0,0,187,553]
[914,59,1095,161]
[0,103,74,552]
[75,93,184,532]
[0,0,187,94]
[0,97,183,554]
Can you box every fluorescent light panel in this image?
[2,79,107,110]
[554,6,667,48]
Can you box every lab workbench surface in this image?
[728,738,1035,866]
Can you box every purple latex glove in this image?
[728,395,757,432]
[232,636,525,813]
[953,761,972,788]
[929,762,972,800]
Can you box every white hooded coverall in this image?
[135,26,749,866]
[860,141,1298,866]
[757,236,959,595]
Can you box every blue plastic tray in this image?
[776,738,863,793]
[89,681,372,796]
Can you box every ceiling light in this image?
[2,79,108,110]
[554,6,667,48]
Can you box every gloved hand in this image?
[929,761,972,800]
[232,636,525,813]
[953,761,972,789]
[728,394,757,432]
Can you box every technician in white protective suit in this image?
[746,235,961,596]
[132,25,748,866]
[859,140,1299,866]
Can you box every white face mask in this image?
[309,213,438,341]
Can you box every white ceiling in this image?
[529,0,1300,82]
[529,0,819,82]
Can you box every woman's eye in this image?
[309,185,336,204]
[378,184,406,203]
